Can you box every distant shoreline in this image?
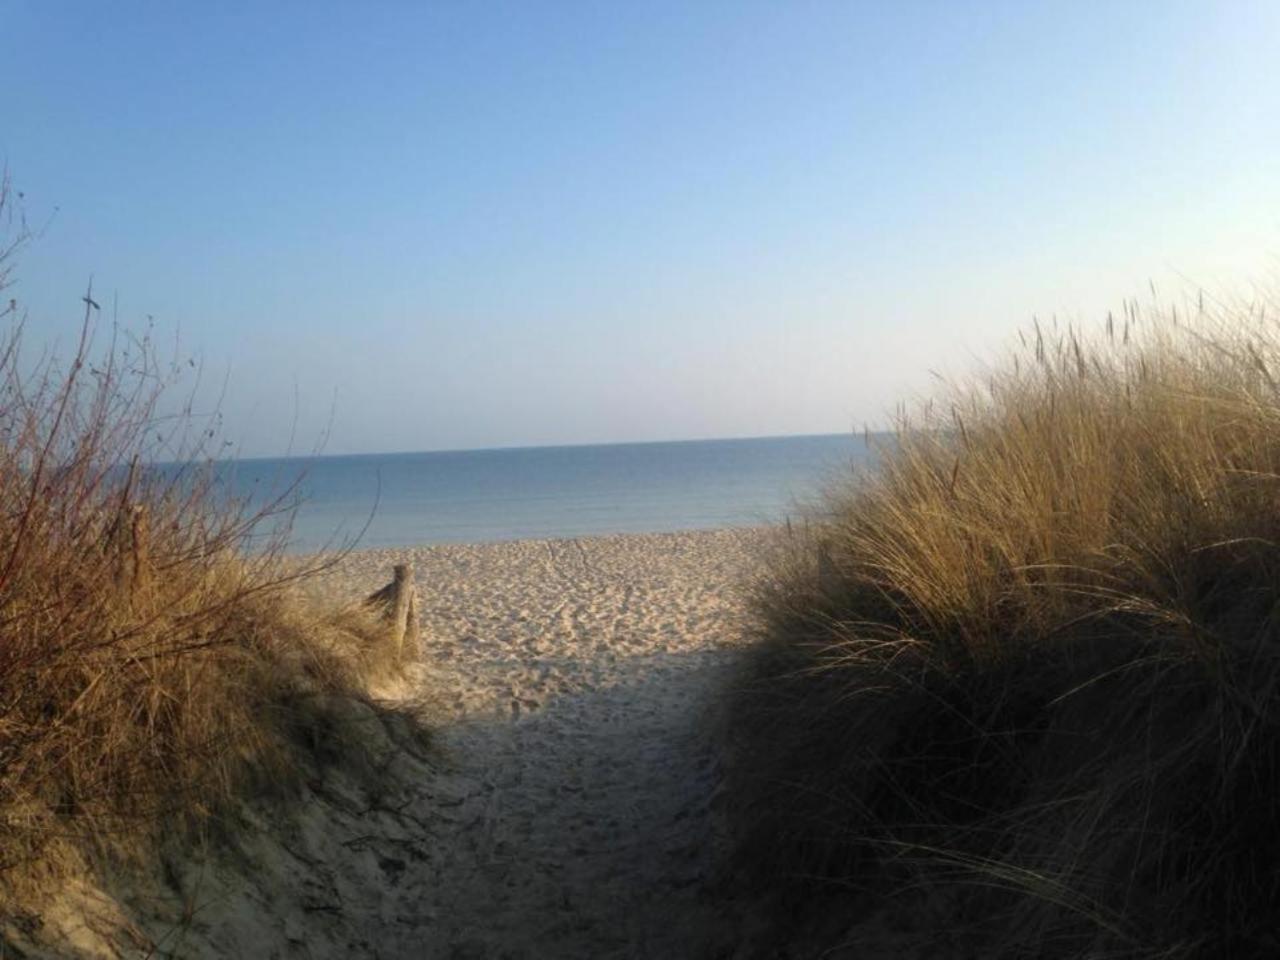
[227,433,869,553]
[221,430,880,466]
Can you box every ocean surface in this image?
[220,433,878,553]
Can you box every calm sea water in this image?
[220,433,877,553]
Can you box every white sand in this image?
[11,528,769,958]
[326,528,766,957]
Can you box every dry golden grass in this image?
[725,292,1280,957]
[0,178,419,888]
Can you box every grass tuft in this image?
[724,292,1280,957]
[0,179,419,891]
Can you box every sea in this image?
[218,433,878,553]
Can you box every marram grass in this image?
[725,294,1280,958]
[0,302,416,890]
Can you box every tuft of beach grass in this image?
[723,289,1280,958]
[0,177,423,908]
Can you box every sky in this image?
[3,1,1278,457]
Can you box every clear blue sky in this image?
[4,1,1277,456]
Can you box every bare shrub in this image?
[0,181,416,880]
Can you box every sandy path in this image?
[7,527,930,960]
[326,528,766,958]
[11,530,766,959]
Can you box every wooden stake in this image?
[366,562,419,662]
[389,563,412,660]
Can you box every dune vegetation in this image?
[724,293,1280,957]
[0,179,418,907]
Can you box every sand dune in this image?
[23,528,771,958]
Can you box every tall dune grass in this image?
[725,293,1280,957]
[0,182,413,883]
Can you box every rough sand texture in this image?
[326,528,767,958]
[7,528,771,959]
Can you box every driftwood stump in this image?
[365,563,420,661]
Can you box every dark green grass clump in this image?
[724,298,1280,958]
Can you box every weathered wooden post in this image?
[403,570,420,652]
[366,563,419,662]
[388,563,412,658]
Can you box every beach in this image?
[38,528,771,958]
[322,527,767,957]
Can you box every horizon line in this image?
[225,429,883,465]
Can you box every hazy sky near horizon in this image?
[4,1,1278,457]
